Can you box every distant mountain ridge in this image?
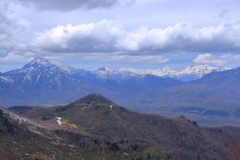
[117,64,231,81]
[1,57,240,126]
[2,57,231,82]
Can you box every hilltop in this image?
[8,94,240,160]
[71,93,116,105]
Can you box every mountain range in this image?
[1,57,231,82]
[1,94,240,160]
[117,65,231,82]
[1,57,240,125]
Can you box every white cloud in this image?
[30,20,240,54]
[31,20,124,53]
[0,52,36,62]
[193,53,240,65]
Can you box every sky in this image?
[0,0,240,72]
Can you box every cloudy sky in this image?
[0,0,240,72]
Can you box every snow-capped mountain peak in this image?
[3,57,233,84]
[178,64,231,76]
[29,57,49,66]
[115,64,231,81]
[23,57,74,74]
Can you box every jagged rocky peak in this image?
[71,93,116,105]
[26,57,54,67]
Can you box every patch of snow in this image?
[36,73,41,82]
[0,76,14,84]
[24,74,32,81]
[1,108,52,130]
[110,105,113,111]
[56,117,62,125]
[124,152,129,156]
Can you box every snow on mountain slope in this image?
[25,57,75,74]
[5,57,76,79]
[92,67,138,81]
[177,64,231,77]
[2,57,232,84]
[116,65,231,81]
[3,57,84,95]
[1,107,52,130]
[117,66,177,77]
[172,65,231,81]
[0,76,14,84]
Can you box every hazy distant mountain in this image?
[2,57,231,85]
[122,66,240,124]
[173,64,231,81]
[117,66,177,77]
[92,67,138,81]
[119,74,182,95]
[117,65,231,81]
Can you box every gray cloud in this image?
[17,0,129,11]
[0,1,29,54]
